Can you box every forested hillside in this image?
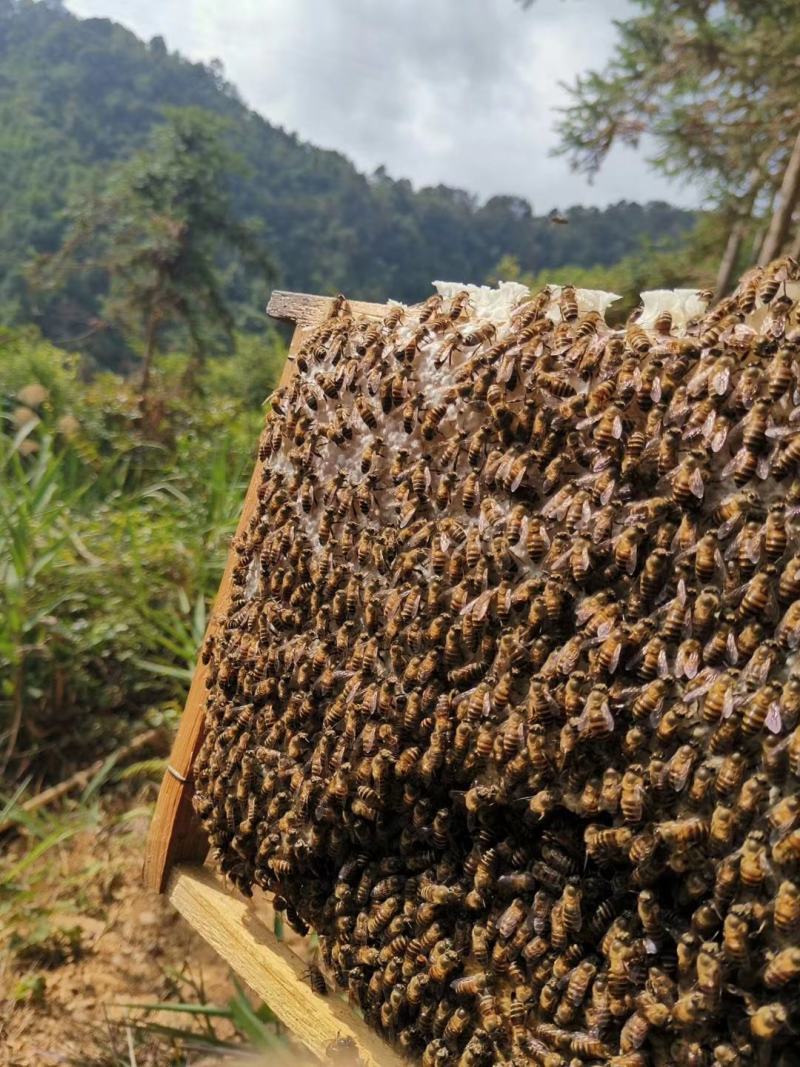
[0,0,694,359]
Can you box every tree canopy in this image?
[33,109,273,386]
[0,0,695,366]
[548,0,800,281]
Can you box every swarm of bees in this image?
[193,257,800,1066]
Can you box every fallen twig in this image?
[0,727,165,833]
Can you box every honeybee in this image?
[578,685,614,738]
[764,946,800,989]
[670,451,708,507]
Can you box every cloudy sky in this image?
[66,0,700,212]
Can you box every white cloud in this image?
[66,0,701,211]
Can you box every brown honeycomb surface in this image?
[193,263,800,1067]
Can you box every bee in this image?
[772,433,800,478]
[750,1002,788,1041]
[779,554,800,603]
[614,524,647,576]
[656,815,708,850]
[764,946,800,989]
[759,257,796,304]
[578,685,614,738]
[774,880,800,935]
[739,565,777,619]
[742,682,782,736]
[462,471,479,512]
[626,322,651,356]
[768,794,800,836]
[670,450,708,508]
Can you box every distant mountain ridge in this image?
[0,0,695,348]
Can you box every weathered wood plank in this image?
[168,864,405,1067]
[143,324,307,892]
[266,290,389,328]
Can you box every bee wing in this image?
[510,461,528,493]
[687,368,710,397]
[650,376,662,403]
[463,588,495,622]
[726,631,740,664]
[549,546,573,574]
[721,687,736,719]
[596,617,617,640]
[580,411,605,428]
[542,487,573,521]
[669,756,693,793]
[516,515,529,548]
[689,469,705,499]
[721,454,739,478]
[780,618,800,651]
[713,365,731,395]
[766,702,783,734]
[575,598,602,626]
[499,583,513,617]
[364,688,379,714]
[600,477,616,506]
[385,591,403,621]
[683,675,716,703]
[399,503,417,529]
[405,588,422,620]
[365,367,382,395]
[497,351,517,384]
[684,647,701,680]
[757,455,771,480]
[766,424,795,440]
[606,640,622,674]
[717,515,744,540]
[612,414,624,440]
[710,421,730,453]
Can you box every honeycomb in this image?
[193,260,800,1066]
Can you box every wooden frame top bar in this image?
[143,289,389,893]
[266,289,390,327]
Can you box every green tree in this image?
[34,108,273,394]
[537,0,800,293]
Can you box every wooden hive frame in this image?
[143,290,405,1067]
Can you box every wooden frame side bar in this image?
[144,290,388,892]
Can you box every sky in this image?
[65,0,700,213]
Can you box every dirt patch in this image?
[1,809,243,1067]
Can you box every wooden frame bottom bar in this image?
[167,864,404,1067]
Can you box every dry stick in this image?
[0,727,164,834]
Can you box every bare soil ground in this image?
[1,808,242,1067]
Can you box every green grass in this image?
[0,326,284,781]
